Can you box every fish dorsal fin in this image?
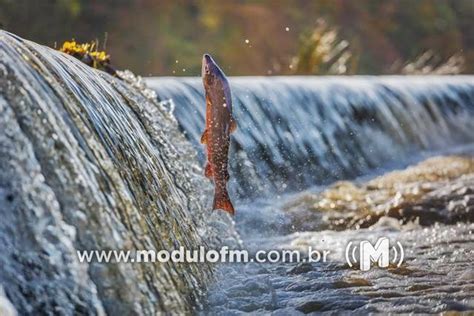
[200,129,208,144]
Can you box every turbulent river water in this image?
[0,29,473,314]
[148,76,474,314]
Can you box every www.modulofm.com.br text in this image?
[77,246,331,264]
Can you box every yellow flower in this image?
[59,40,110,67]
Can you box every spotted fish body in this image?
[201,54,237,214]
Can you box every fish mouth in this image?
[203,53,213,65]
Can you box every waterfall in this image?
[147,76,474,198]
[2,29,474,314]
[0,31,219,314]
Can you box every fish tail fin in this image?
[213,186,234,215]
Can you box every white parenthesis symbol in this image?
[397,241,404,267]
[352,244,358,264]
[345,242,353,267]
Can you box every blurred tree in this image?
[0,0,472,75]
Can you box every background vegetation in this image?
[1,0,472,76]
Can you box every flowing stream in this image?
[0,29,473,314]
[148,76,474,198]
[148,76,474,314]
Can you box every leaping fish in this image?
[201,54,237,215]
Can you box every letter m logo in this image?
[359,237,389,271]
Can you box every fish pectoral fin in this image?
[230,119,237,133]
[204,163,213,179]
[200,129,208,144]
